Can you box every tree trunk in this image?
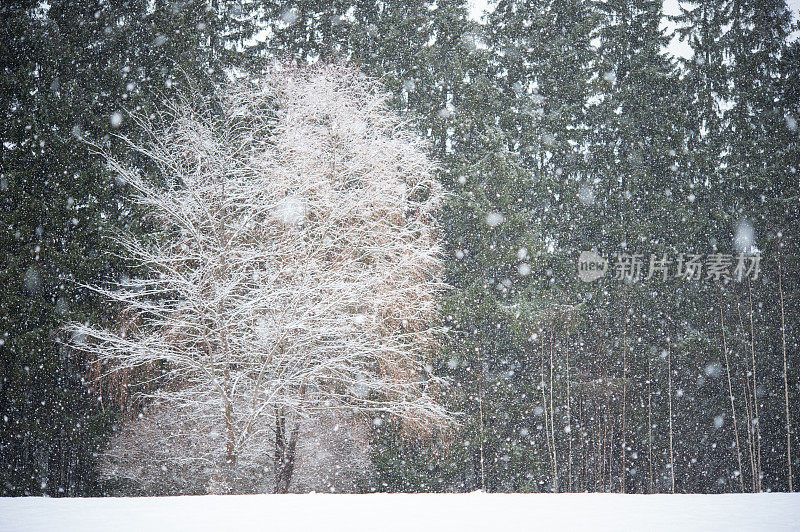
[720,308,744,492]
[620,296,628,494]
[647,348,654,493]
[540,331,554,487]
[549,324,559,492]
[209,399,238,494]
[667,330,675,494]
[748,280,762,491]
[274,411,300,494]
[778,254,793,492]
[208,455,237,494]
[565,316,573,492]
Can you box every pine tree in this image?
[724,0,799,492]
[0,0,256,495]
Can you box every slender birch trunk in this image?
[648,348,654,493]
[597,406,603,491]
[604,364,612,492]
[667,332,675,493]
[743,376,756,492]
[549,325,559,492]
[541,333,554,487]
[748,280,762,491]
[736,298,757,492]
[565,317,573,492]
[478,360,486,492]
[778,255,793,492]
[608,419,614,491]
[621,301,628,494]
[720,308,745,492]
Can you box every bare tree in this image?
[70,64,451,494]
[99,404,375,495]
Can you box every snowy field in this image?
[2,493,800,532]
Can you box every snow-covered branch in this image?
[70,63,451,493]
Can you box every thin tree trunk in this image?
[274,383,306,494]
[209,393,239,494]
[578,397,585,491]
[648,347,654,493]
[748,280,762,491]
[599,314,609,492]
[596,405,603,491]
[478,362,486,492]
[566,316,573,492]
[621,298,628,494]
[736,297,757,492]
[667,331,675,494]
[541,332,554,487]
[743,375,756,492]
[778,255,793,492]
[720,308,745,492]
[604,367,612,492]
[608,419,614,491]
[274,410,301,494]
[274,410,285,492]
[549,324,559,492]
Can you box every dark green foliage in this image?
[0,0,254,495]
[3,0,799,496]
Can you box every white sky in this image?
[467,0,800,59]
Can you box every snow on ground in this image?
[2,492,799,532]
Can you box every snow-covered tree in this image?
[70,64,451,493]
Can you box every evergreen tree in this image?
[723,0,800,492]
[0,0,255,495]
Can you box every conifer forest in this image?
[2,0,800,507]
